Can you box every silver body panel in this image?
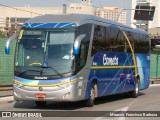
[14,78,84,101]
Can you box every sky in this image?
[0,0,132,24]
[0,0,131,8]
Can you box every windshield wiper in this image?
[18,69,43,77]
[41,66,64,78]
[27,65,64,78]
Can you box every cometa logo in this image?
[103,54,119,66]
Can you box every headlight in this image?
[59,83,71,89]
[14,80,24,88]
[58,81,76,89]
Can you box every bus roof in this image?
[25,14,148,35]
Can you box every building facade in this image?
[0,6,63,28]
[0,0,96,31]
[131,0,136,28]
[149,0,160,28]
[68,0,96,15]
[96,7,127,25]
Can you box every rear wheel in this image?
[35,101,46,107]
[86,83,98,107]
[130,78,140,98]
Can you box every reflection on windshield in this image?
[15,29,76,76]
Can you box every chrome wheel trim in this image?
[135,80,139,94]
[90,87,95,100]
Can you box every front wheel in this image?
[86,83,98,107]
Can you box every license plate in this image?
[35,94,46,98]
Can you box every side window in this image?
[109,27,127,52]
[109,27,118,52]
[130,33,149,53]
[91,25,106,56]
[78,24,92,67]
[91,25,141,55]
[124,31,135,53]
[115,29,126,52]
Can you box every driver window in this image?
[78,24,92,68]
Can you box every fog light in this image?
[14,91,21,98]
[63,92,70,99]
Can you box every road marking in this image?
[93,99,137,120]
[0,96,14,102]
[128,99,137,106]
[92,106,129,120]
[149,84,160,87]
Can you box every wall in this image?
[0,38,16,84]
[150,54,160,78]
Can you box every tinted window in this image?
[125,31,149,53]
[92,25,106,56]
[91,24,128,56]
[91,24,149,55]
[78,24,92,67]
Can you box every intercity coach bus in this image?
[5,14,150,107]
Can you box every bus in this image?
[5,14,150,107]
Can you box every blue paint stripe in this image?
[14,75,77,85]
[60,23,74,28]
[100,68,123,96]
[100,53,133,96]
[110,70,134,94]
[32,23,48,28]
[53,23,60,28]
[122,80,127,92]
[22,23,76,29]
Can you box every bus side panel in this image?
[88,68,135,97]
[86,51,135,98]
[135,53,150,90]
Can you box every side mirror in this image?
[74,34,86,55]
[5,35,17,54]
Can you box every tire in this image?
[130,78,140,98]
[86,83,98,107]
[35,101,46,107]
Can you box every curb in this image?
[0,88,13,91]
[150,78,160,84]
[0,96,14,102]
[149,84,160,87]
[0,87,13,91]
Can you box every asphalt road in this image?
[0,84,160,120]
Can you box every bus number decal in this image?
[93,62,97,66]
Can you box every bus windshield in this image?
[15,29,76,77]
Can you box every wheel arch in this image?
[136,75,140,80]
[84,77,98,99]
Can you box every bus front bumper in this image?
[13,84,79,102]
